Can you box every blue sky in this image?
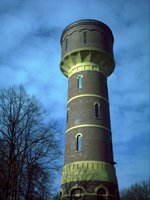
[0,0,149,191]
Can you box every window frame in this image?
[76,133,82,152]
[94,102,100,119]
[77,75,83,90]
[95,185,108,200]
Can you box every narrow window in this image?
[65,38,68,50]
[77,135,82,151]
[83,31,87,44]
[95,103,100,118]
[77,75,83,89]
[67,108,69,123]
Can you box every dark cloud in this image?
[35,27,60,38]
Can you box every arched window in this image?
[77,75,83,89]
[67,108,69,123]
[97,188,107,200]
[83,31,87,44]
[76,134,82,151]
[94,103,100,118]
[71,188,84,200]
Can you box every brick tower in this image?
[59,19,120,200]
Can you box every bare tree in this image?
[0,86,61,200]
[120,179,150,200]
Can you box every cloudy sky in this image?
[0,0,149,191]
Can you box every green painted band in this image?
[61,160,117,185]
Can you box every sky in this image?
[0,0,150,192]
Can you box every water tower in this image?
[59,19,120,200]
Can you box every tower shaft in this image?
[60,20,120,200]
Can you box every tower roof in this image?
[60,19,114,43]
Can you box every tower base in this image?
[60,181,120,200]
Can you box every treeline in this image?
[0,86,61,200]
[120,179,150,200]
